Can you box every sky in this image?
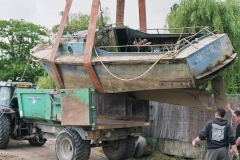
[0,0,179,30]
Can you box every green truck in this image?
[0,80,152,160]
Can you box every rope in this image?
[20,55,31,82]
[177,27,214,43]
[94,46,176,81]
[30,27,216,83]
[94,27,214,81]
[177,27,185,42]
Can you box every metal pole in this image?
[49,0,73,88]
[83,0,104,93]
[116,0,125,26]
[138,0,147,32]
[66,0,69,27]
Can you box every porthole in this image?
[68,46,73,54]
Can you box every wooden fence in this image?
[142,96,239,158]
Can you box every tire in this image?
[133,136,153,158]
[55,127,90,160]
[28,137,47,146]
[102,136,136,160]
[0,114,11,149]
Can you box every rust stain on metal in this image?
[116,0,125,26]
[85,131,101,140]
[61,96,90,126]
[83,0,104,93]
[138,0,146,32]
[95,119,151,130]
[49,0,73,88]
[127,89,213,110]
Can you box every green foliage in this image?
[52,24,60,34]
[52,7,111,34]
[145,136,157,148]
[166,0,240,94]
[35,72,56,89]
[0,19,49,82]
[142,136,157,149]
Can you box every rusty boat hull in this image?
[31,27,237,93]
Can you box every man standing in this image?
[227,103,240,155]
[192,108,238,160]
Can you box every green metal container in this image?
[16,88,93,126]
[16,88,150,129]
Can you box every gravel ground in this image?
[0,139,187,160]
[0,139,107,160]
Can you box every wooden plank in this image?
[95,119,151,129]
[142,97,238,142]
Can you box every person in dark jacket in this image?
[192,108,238,160]
[226,103,240,153]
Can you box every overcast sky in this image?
[0,0,179,30]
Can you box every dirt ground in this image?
[0,140,107,160]
[0,139,186,160]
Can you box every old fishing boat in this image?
[31,26,237,93]
[30,0,237,110]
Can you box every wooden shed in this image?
[142,96,239,159]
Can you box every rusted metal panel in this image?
[93,63,193,92]
[94,93,149,121]
[125,88,213,110]
[36,55,194,92]
[56,64,94,89]
[138,0,147,32]
[116,0,125,26]
[17,88,151,128]
[61,89,151,127]
[95,119,151,130]
[61,89,91,126]
[83,0,104,93]
[32,27,237,94]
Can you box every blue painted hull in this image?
[31,28,237,93]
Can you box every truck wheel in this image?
[55,127,90,160]
[0,114,11,149]
[28,137,47,146]
[102,136,135,160]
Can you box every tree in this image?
[166,0,240,94]
[35,72,56,89]
[0,19,49,82]
[52,7,111,34]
